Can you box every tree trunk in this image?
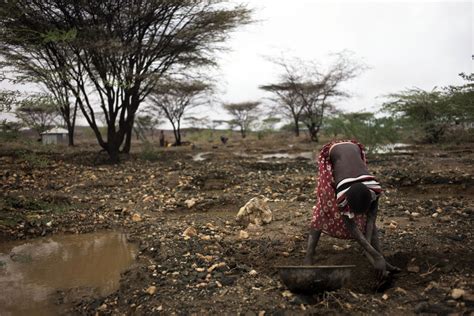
[67,126,75,146]
[307,123,319,142]
[293,117,300,137]
[105,122,125,163]
[122,122,133,153]
[240,125,246,138]
[171,123,181,146]
[107,144,120,164]
[68,99,78,146]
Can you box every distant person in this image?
[220,135,228,145]
[305,140,400,280]
[159,130,165,147]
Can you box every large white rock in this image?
[236,197,273,226]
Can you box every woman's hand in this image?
[373,256,387,280]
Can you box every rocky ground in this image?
[0,136,473,315]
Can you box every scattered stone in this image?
[236,197,273,226]
[208,262,226,272]
[411,212,420,217]
[98,304,107,311]
[131,213,142,222]
[196,253,214,262]
[249,269,258,276]
[439,215,452,223]
[407,265,420,273]
[185,198,198,209]
[246,223,263,233]
[146,286,157,295]
[382,294,389,300]
[282,290,293,298]
[183,226,198,238]
[239,230,249,239]
[143,195,153,203]
[451,288,465,300]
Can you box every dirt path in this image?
[1,140,473,314]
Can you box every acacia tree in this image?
[185,116,210,131]
[324,112,399,153]
[133,114,162,142]
[0,89,18,112]
[445,73,474,126]
[261,53,364,142]
[15,93,59,136]
[259,82,302,136]
[223,101,260,138]
[0,42,82,146]
[0,0,252,162]
[383,88,454,143]
[259,57,306,136]
[149,79,212,145]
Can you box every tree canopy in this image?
[383,73,473,143]
[149,78,212,145]
[15,93,59,136]
[0,0,252,161]
[223,101,260,138]
[260,53,365,141]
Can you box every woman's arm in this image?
[343,215,387,279]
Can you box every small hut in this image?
[41,127,69,145]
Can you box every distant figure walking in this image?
[159,130,165,147]
[220,135,228,145]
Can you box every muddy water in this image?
[0,232,137,316]
[234,151,315,161]
[374,143,412,154]
[261,152,314,160]
[192,152,212,161]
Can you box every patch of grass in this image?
[0,131,19,142]
[139,143,162,161]
[0,214,23,227]
[3,195,74,214]
[1,195,75,228]
[16,150,50,168]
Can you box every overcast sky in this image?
[1,0,472,127]
[194,0,472,123]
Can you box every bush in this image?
[324,112,400,154]
[139,143,161,161]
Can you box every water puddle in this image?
[261,152,314,160]
[234,151,315,162]
[192,152,212,161]
[373,143,412,154]
[0,231,137,316]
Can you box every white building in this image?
[41,127,69,145]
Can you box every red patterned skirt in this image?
[310,140,380,239]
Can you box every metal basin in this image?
[276,265,355,294]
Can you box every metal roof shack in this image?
[40,127,69,145]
